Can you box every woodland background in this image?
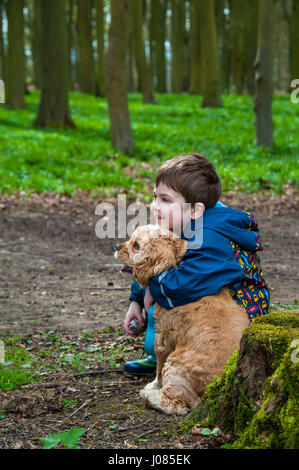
[0,0,298,450]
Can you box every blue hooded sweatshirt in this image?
[129,202,270,324]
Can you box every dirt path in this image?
[0,191,298,449]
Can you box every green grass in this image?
[0,91,298,196]
[0,336,36,390]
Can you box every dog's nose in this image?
[115,244,122,251]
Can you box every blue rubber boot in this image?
[124,304,157,375]
[123,355,156,375]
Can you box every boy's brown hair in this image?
[155,153,221,209]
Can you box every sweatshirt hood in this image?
[182,202,262,253]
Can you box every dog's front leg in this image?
[155,338,174,388]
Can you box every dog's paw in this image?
[143,378,159,392]
[175,406,190,416]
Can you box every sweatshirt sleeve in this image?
[129,281,145,308]
[149,232,246,309]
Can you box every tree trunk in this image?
[32,0,43,89]
[33,0,75,128]
[274,0,290,92]
[150,0,167,93]
[189,0,202,94]
[216,0,230,93]
[0,0,5,81]
[95,0,106,97]
[67,0,75,91]
[77,0,95,94]
[244,0,258,95]
[171,0,185,93]
[5,0,26,109]
[106,0,135,154]
[182,1,191,92]
[290,0,299,81]
[254,0,274,147]
[130,0,156,103]
[230,0,245,93]
[199,0,222,107]
[127,22,135,93]
[182,311,299,449]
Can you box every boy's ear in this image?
[191,202,205,220]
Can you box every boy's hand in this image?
[124,301,145,338]
[144,287,154,312]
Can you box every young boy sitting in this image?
[123,153,270,375]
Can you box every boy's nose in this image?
[115,244,122,251]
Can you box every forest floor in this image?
[0,189,298,450]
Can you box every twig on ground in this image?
[20,381,64,390]
[116,418,153,432]
[73,369,124,377]
[136,427,160,439]
[59,398,92,423]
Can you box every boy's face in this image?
[150,183,204,235]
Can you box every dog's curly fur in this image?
[116,225,249,416]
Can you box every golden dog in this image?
[116,225,249,415]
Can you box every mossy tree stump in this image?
[181,312,299,449]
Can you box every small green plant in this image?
[0,340,36,390]
[40,428,85,449]
[61,398,78,408]
[0,365,35,390]
[193,425,220,436]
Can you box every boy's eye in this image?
[133,242,140,251]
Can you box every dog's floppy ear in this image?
[132,233,187,287]
[132,239,159,287]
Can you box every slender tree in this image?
[67,0,75,90]
[216,0,230,93]
[290,0,299,81]
[199,0,222,107]
[95,0,106,97]
[32,0,42,89]
[230,0,245,93]
[189,0,202,94]
[171,0,185,93]
[243,0,258,95]
[77,0,95,94]
[254,0,275,146]
[5,0,26,109]
[106,0,135,154]
[0,0,4,81]
[127,16,135,93]
[274,0,290,91]
[150,0,167,93]
[130,0,156,103]
[33,0,75,128]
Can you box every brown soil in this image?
[0,190,298,449]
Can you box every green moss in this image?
[181,311,299,449]
[253,311,299,328]
[242,322,299,369]
[232,342,299,449]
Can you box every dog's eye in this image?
[133,242,140,251]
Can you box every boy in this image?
[123,153,270,375]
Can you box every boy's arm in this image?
[149,238,245,309]
[129,281,145,309]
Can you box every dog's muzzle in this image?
[114,244,133,274]
[120,265,133,274]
